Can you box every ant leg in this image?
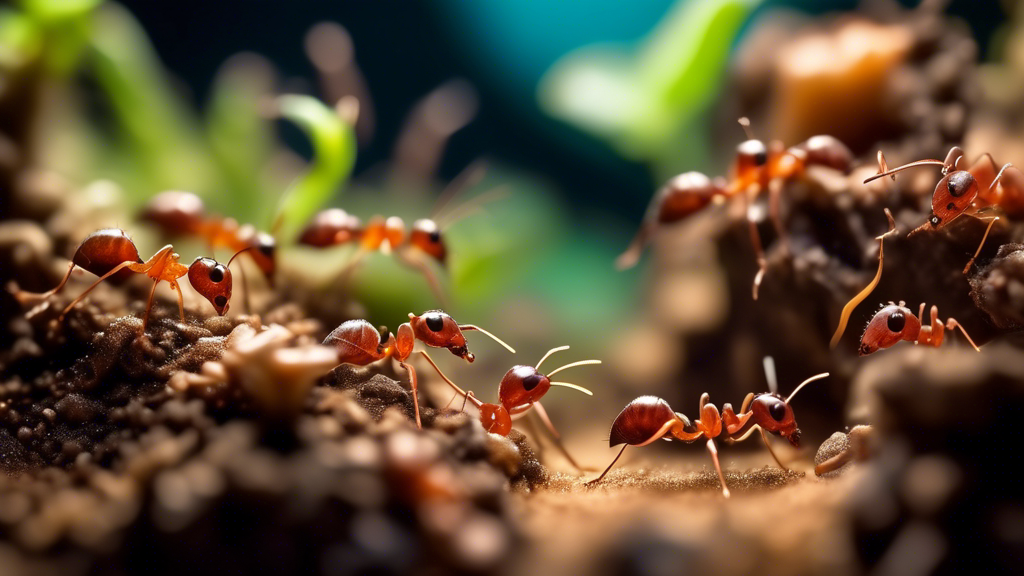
[460,390,476,412]
[830,209,897,348]
[59,261,138,321]
[963,216,999,274]
[744,185,768,300]
[739,392,755,414]
[397,360,422,429]
[169,279,186,322]
[706,438,731,498]
[395,249,447,306]
[814,449,854,477]
[615,222,651,271]
[533,401,588,472]
[768,178,789,256]
[586,445,627,486]
[417,350,482,408]
[333,247,369,292]
[758,427,788,470]
[944,318,981,352]
[12,261,77,305]
[140,278,160,332]
[238,257,251,314]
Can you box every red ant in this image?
[864,146,1022,274]
[417,345,600,470]
[141,190,276,309]
[856,301,979,356]
[322,309,515,429]
[617,119,853,300]
[827,209,981,355]
[11,229,238,331]
[298,164,502,305]
[586,357,828,498]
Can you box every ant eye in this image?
[947,171,972,198]
[208,265,225,283]
[887,310,906,333]
[425,314,445,332]
[930,214,941,227]
[429,230,441,243]
[214,295,227,307]
[522,374,544,391]
[769,401,786,421]
[755,151,767,166]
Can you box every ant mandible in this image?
[322,309,515,429]
[617,119,853,300]
[141,191,276,309]
[586,358,828,498]
[298,164,500,305]
[418,345,600,470]
[864,146,1022,274]
[11,229,237,331]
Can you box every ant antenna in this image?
[763,356,778,395]
[864,158,945,184]
[535,345,570,371]
[457,324,516,354]
[785,372,829,403]
[989,163,1014,193]
[549,381,594,396]
[738,117,755,140]
[226,246,255,268]
[546,359,602,378]
[830,208,897,348]
[435,186,510,230]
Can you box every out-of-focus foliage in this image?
[273,95,357,243]
[538,0,756,178]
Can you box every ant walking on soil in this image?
[11,229,238,331]
[322,309,515,429]
[141,190,277,311]
[617,119,853,300]
[864,146,1022,274]
[298,163,502,305]
[828,208,980,355]
[586,357,828,498]
[419,345,600,470]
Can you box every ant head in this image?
[479,403,512,435]
[927,170,978,230]
[248,232,277,282]
[859,302,921,356]
[299,208,363,247]
[735,139,769,177]
[140,191,205,235]
[409,219,447,265]
[498,365,551,408]
[750,393,800,446]
[653,172,722,224]
[188,257,232,315]
[800,135,854,173]
[409,310,473,362]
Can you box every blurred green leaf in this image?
[539,0,756,166]
[21,0,102,21]
[272,95,357,243]
[0,9,42,68]
[205,54,276,225]
[88,2,212,203]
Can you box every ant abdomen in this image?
[140,191,206,236]
[796,135,854,173]
[653,172,723,224]
[608,396,686,447]
[73,229,143,283]
[299,208,363,247]
[324,319,388,364]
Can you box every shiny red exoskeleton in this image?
[864,146,1023,274]
[617,119,854,300]
[419,345,599,469]
[140,191,277,297]
[587,362,828,498]
[322,310,515,429]
[11,228,234,330]
[857,301,979,356]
